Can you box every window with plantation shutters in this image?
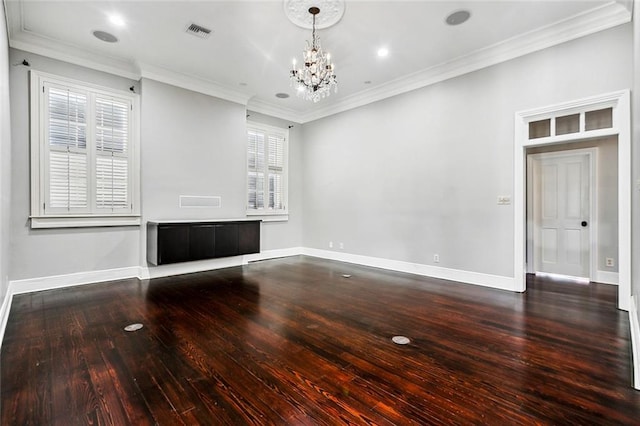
[247,123,288,216]
[30,71,140,228]
[46,85,88,212]
[95,96,129,211]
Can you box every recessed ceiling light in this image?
[446,10,471,26]
[377,47,389,58]
[93,30,118,43]
[108,13,126,27]
[275,93,290,99]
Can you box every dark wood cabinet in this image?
[189,224,216,260]
[147,220,260,266]
[214,223,238,258]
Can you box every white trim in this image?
[0,288,14,349]
[302,248,516,292]
[30,215,141,228]
[514,90,631,311]
[527,149,598,280]
[138,63,251,106]
[630,295,640,390]
[247,100,303,125]
[594,270,619,285]
[245,247,304,263]
[139,257,247,280]
[9,266,141,295]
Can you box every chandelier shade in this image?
[289,7,337,102]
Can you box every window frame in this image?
[246,122,289,220]
[30,70,141,229]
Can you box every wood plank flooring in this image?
[2,255,639,425]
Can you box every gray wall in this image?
[301,24,632,278]
[138,81,304,266]
[0,4,11,300]
[528,137,618,273]
[8,49,141,281]
[7,55,304,282]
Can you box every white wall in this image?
[301,24,632,279]
[0,2,12,301]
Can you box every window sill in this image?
[30,215,141,229]
[246,211,289,222]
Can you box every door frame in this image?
[514,90,630,311]
[526,148,597,280]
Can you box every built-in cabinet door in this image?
[238,221,260,254]
[215,224,239,257]
[190,224,216,260]
[158,224,190,264]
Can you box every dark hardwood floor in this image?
[1,256,639,425]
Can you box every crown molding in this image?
[137,62,252,106]
[247,98,304,123]
[5,1,630,123]
[295,1,630,123]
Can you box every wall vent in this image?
[186,23,212,39]
[179,195,221,208]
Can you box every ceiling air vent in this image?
[186,23,212,39]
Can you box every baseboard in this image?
[0,287,14,349]
[245,247,304,263]
[594,270,619,285]
[301,248,516,292]
[9,266,141,295]
[630,295,640,390]
[139,256,246,280]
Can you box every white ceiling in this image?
[4,0,631,122]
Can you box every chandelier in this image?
[289,6,337,102]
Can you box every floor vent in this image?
[186,23,212,39]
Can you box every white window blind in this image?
[95,96,129,210]
[30,71,140,228]
[46,85,88,211]
[247,123,288,215]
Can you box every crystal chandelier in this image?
[289,6,337,102]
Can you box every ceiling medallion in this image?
[289,6,338,102]
[284,0,345,29]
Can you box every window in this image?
[246,122,288,217]
[30,71,140,228]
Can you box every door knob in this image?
[581,221,588,227]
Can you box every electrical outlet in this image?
[606,257,615,267]
[434,254,440,263]
[497,196,511,205]
[329,241,333,249]
[339,242,344,250]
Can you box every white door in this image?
[530,151,592,278]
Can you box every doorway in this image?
[514,90,630,311]
[527,148,599,281]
